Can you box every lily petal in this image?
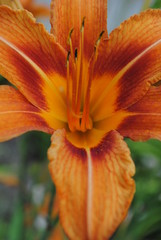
[50,0,108,57]
[0,6,67,121]
[0,0,23,9]
[21,0,50,17]
[48,129,135,240]
[91,10,161,121]
[118,85,161,141]
[25,4,49,17]
[48,223,64,240]
[0,85,52,141]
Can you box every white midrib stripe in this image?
[86,148,93,240]
[0,110,39,114]
[134,112,161,116]
[0,36,66,107]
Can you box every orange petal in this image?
[94,110,131,132]
[48,129,135,240]
[91,10,161,121]
[50,0,108,57]
[25,4,49,17]
[48,223,64,240]
[0,6,67,122]
[0,0,23,9]
[0,85,52,141]
[118,85,161,141]
[20,0,32,5]
[20,0,50,17]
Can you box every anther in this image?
[69,28,74,37]
[75,48,78,60]
[94,30,105,52]
[81,17,86,32]
[67,28,74,45]
[67,28,75,62]
[66,51,70,63]
[99,30,105,38]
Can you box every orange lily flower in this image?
[0,0,161,239]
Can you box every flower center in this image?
[66,19,104,133]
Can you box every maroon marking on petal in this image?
[20,43,67,78]
[108,41,152,73]
[94,41,150,77]
[28,113,54,134]
[90,131,120,159]
[65,138,87,160]
[117,114,161,142]
[8,47,49,110]
[116,51,157,111]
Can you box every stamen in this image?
[75,48,78,62]
[76,17,85,115]
[81,17,86,31]
[95,31,105,46]
[94,30,105,58]
[68,28,74,60]
[66,51,72,131]
[72,48,78,111]
[66,19,105,132]
[81,31,105,131]
[67,29,78,129]
[66,51,70,62]
[66,51,70,108]
[80,57,94,131]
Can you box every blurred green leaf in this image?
[115,206,161,240]
[0,221,8,239]
[113,139,161,240]
[151,0,161,8]
[8,202,24,240]
[126,139,161,160]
